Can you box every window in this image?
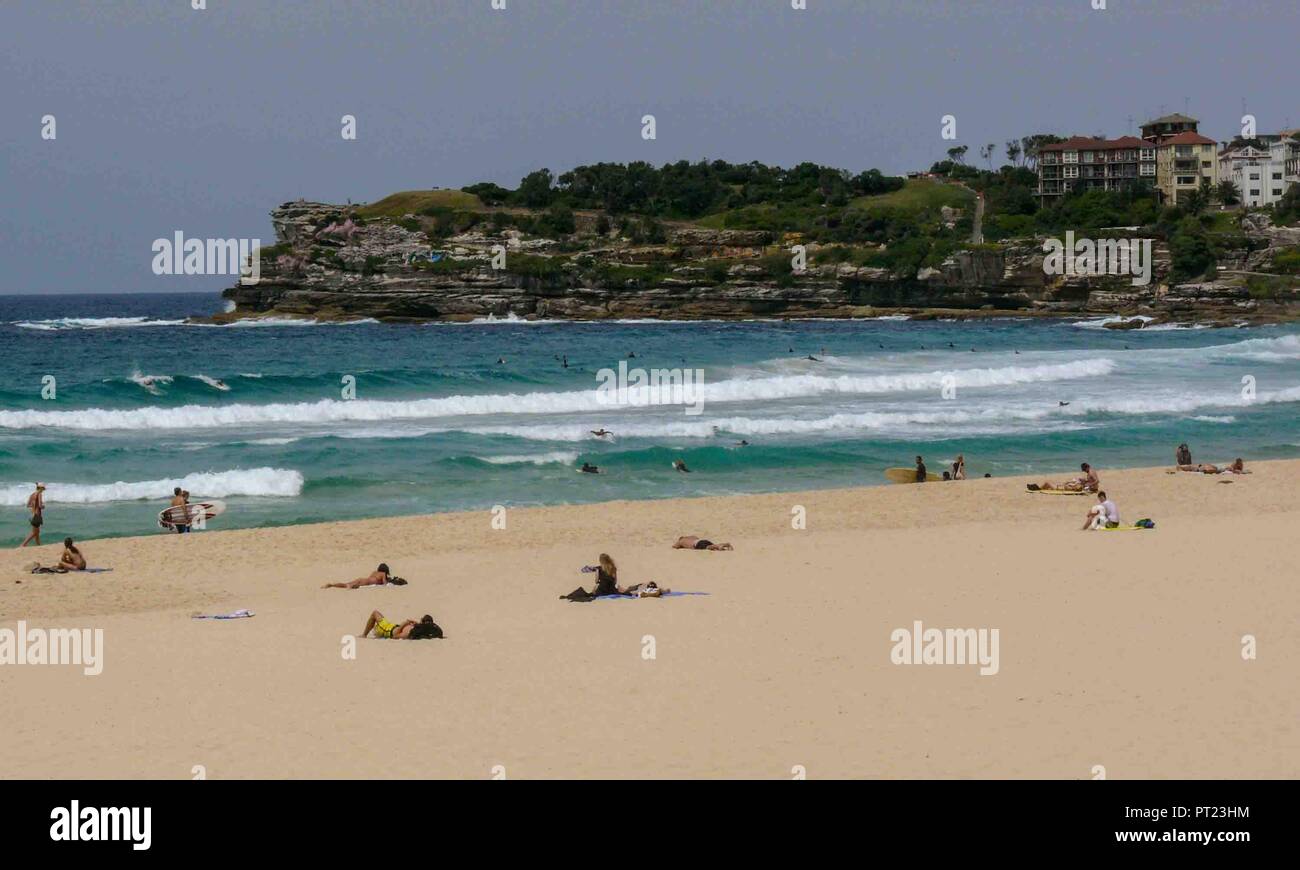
[1273,173,1283,180]
[1250,173,1260,180]
[1178,176,1196,185]
[1250,189,1260,196]
[1140,163,1155,176]
[1140,148,1155,160]
[1273,189,1283,196]
[1201,161,1211,169]
[1063,150,1078,163]
[1082,151,1094,163]
[1064,165,1079,178]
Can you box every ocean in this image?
[1,292,1297,541]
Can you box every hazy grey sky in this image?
[1,0,1295,294]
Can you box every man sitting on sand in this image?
[363,610,443,639]
[1082,491,1119,530]
[1032,462,1099,493]
[59,537,86,571]
[1176,443,1192,466]
[323,563,405,589]
[672,535,733,551]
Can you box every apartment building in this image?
[1218,142,1284,207]
[1036,136,1155,201]
[1151,131,1219,205]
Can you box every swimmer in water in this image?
[736,440,750,447]
[590,428,612,437]
[673,459,691,473]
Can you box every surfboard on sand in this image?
[159,500,226,530]
[1027,488,1090,496]
[883,467,941,484]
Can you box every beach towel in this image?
[595,591,710,600]
[191,609,256,619]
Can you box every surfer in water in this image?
[19,483,45,548]
[673,459,692,473]
[736,440,750,447]
[580,462,602,474]
[322,563,402,589]
[590,428,613,438]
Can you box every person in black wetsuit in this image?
[915,456,928,482]
[560,553,623,602]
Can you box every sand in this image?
[2,460,1297,779]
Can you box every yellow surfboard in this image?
[884,467,941,484]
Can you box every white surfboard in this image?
[159,500,226,530]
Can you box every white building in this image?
[1218,138,1293,207]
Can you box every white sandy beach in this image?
[1,460,1297,779]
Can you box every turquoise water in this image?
[2,292,1297,541]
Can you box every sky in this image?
[1,0,1296,294]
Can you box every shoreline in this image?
[3,460,1297,778]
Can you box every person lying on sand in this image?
[561,553,624,601]
[672,535,733,551]
[1030,462,1098,492]
[323,563,406,589]
[59,537,86,571]
[1081,491,1120,530]
[624,581,671,598]
[363,610,443,639]
[1178,458,1248,475]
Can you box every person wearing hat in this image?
[20,483,45,548]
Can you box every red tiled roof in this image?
[1156,132,1216,146]
[1039,136,1149,152]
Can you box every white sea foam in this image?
[0,359,1117,431]
[479,451,580,466]
[0,468,304,505]
[14,316,188,331]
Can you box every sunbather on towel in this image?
[323,563,405,588]
[1031,462,1099,492]
[672,535,733,551]
[363,610,443,639]
[1179,458,1248,475]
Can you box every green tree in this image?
[1214,180,1241,206]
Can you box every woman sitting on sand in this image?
[1030,462,1098,492]
[672,535,733,551]
[59,537,86,571]
[322,563,406,589]
[363,610,443,639]
[560,553,624,602]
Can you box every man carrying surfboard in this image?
[168,487,190,533]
